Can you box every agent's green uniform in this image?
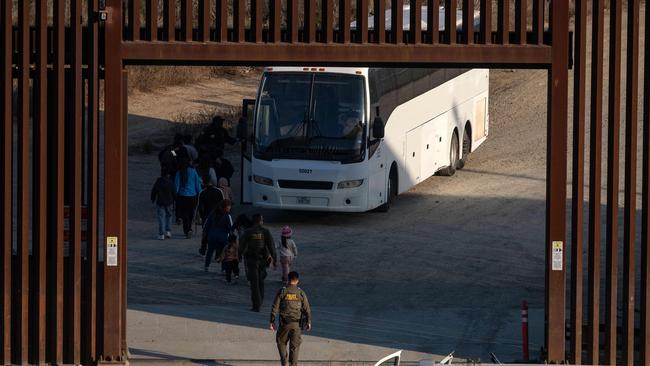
[239,224,277,311]
[270,285,311,366]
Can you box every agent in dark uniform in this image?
[196,116,237,159]
[239,214,277,311]
[270,271,311,366]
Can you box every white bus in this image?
[238,9,489,212]
[238,65,489,212]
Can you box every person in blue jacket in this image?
[203,199,233,272]
[175,157,202,238]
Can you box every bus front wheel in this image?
[439,132,459,176]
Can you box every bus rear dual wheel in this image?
[439,129,469,176]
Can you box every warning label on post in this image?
[552,241,563,271]
[107,237,118,267]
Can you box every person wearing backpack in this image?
[202,199,233,272]
[239,214,277,312]
[217,234,239,284]
[270,271,311,366]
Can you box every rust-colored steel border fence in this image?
[0,0,647,364]
[568,0,648,364]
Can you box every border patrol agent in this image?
[270,271,311,366]
[239,214,277,311]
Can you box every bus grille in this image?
[277,180,333,190]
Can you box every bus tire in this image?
[458,125,471,170]
[377,166,397,212]
[439,132,459,176]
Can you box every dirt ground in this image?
[125,8,646,363]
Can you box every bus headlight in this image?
[337,179,363,189]
[253,175,273,186]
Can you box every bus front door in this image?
[240,99,256,204]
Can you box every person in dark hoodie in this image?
[150,168,177,240]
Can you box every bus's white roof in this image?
[264,67,368,75]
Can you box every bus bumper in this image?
[251,182,369,212]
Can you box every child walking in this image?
[150,169,176,240]
[277,226,298,282]
[217,234,239,284]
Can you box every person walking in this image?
[239,214,277,312]
[270,271,311,366]
[150,169,176,240]
[183,134,199,163]
[277,226,298,282]
[217,234,239,283]
[203,199,233,272]
[218,177,234,202]
[197,175,225,224]
[197,115,237,158]
[175,157,202,238]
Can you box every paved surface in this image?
[126,68,549,364]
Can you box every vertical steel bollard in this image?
[521,300,529,361]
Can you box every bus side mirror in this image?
[237,117,248,140]
[372,116,385,139]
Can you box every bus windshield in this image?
[254,72,366,163]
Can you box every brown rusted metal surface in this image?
[427,0,438,44]
[622,1,640,364]
[32,0,48,363]
[545,0,568,362]
[306,0,318,43]
[147,0,159,41]
[164,0,176,41]
[409,0,421,44]
[514,0,526,45]
[233,0,245,42]
[0,1,10,364]
[121,71,129,358]
[103,0,125,360]
[497,0,509,44]
[270,0,282,43]
[69,0,84,363]
[129,0,141,40]
[50,0,66,363]
[216,0,227,42]
[604,0,621,363]
[587,0,604,363]
[532,0,543,45]
[181,0,192,41]
[462,0,474,44]
[479,0,491,44]
[358,0,369,44]
[444,0,456,44]
[340,0,351,43]
[252,0,264,42]
[199,0,209,42]
[84,0,100,361]
[16,1,30,362]
[323,0,334,43]
[121,42,553,66]
[569,1,586,364]
[642,1,650,362]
